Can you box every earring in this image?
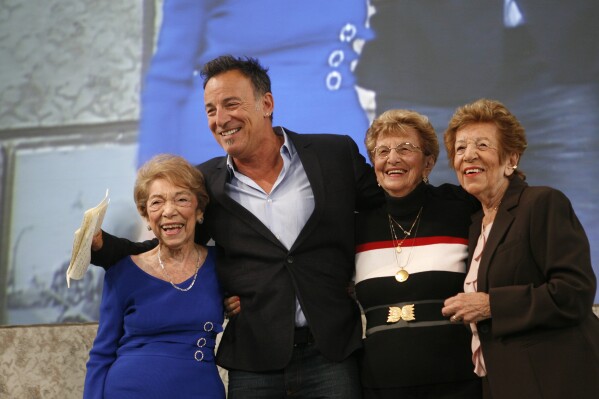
[422,175,429,184]
[147,225,152,231]
[264,112,271,118]
[505,164,517,177]
[197,217,204,224]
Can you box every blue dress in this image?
[83,247,225,399]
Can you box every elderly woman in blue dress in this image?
[84,154,224,398]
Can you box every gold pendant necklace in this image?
[395,269,410,283]
[388,207,423,283]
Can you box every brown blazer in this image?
[471,176,599,399]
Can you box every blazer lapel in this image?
[476,177,527,291]
[286,131,325,252]
[468,212,483,268]
[208,157,286,249]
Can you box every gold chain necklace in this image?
[388,206,423,252]
[388,207,423,283]
[157,245,202,292]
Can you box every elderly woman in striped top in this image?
[354,109,481,399]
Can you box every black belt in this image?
[363,300,452,336]
[293,327,314,346]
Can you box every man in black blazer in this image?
[92,55,383,398]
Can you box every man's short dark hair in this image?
[201,55,272,99]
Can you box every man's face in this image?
[203,70,273,161]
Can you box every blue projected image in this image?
[2,0,597,326]
[139,0,599,296]
[138,0,372,166]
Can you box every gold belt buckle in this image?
[387,304,415,323]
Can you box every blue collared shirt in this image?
[225,127,314,326]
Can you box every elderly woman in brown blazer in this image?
[441,98,599,399]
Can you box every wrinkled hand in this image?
[224,296,241,318]
[91,230,104,251]
[442,292,491,324]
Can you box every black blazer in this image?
[93,129,383,371]
[471,176,599,398]
[200,130,382,371]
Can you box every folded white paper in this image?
[66,189,110,287]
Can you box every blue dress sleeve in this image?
[138,0,215,165]
[83,264,125,399]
